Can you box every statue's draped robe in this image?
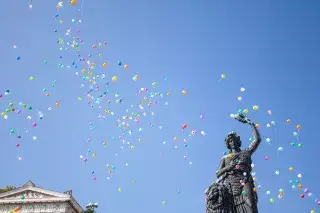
[206,149,258,213]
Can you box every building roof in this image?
[0,181,83,213]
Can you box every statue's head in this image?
[225,131,241,150]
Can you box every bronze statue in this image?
[205,114,261,213]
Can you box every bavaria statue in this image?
[205,114,261,213]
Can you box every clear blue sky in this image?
[1,0,320,212]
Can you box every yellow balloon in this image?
[243,109,249,114]
[29,76,34,80]
[221,74,226,79]
[253,105,259,111]
[103,62,108,68]
[289,167,294,172]
[112,76,118,82]
[311,210,316,213]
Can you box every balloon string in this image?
[80,0,85,17]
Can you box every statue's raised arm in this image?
[248,122,261,155]
[234,114,261,156]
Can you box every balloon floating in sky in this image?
[112,76,118,82]
[70,0,77,6]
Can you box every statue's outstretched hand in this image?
[235,114,254,126]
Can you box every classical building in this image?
[0,181,83,213]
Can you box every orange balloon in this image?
[297,125,301,130]
[286,119,291,124]
[70,0,77,5]
[124,64,128,69]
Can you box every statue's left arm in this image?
[248,123,261,155]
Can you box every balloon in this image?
[269,198,275,204]
[182,124,187,130]
[29,76,34,80]
[70,0,77,5]
[57,2,64,8]
[16,56,21,60]
[297,124,301,130]
[286,119,291,124]
[253,105,259,111]
[133,75,139,81]
[277,147,283,151]
[237,97,243,101]
[243,109,249,114]
[267,110,272,115]
[221,74,226,79]
[124,64,128,69]
[275,170,280,175]
[293,132,298,136]
[117,188,122,192]
[181,90,187,95]
[289,167,294,172]
[266,138,271,143]
[297,174,302,179]
[112,76,117,82]
[311,210,316,213]
[103,62,108,68]
[240,87,245,92]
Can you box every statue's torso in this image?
[222,150,255,199]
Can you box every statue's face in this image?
[228,136,240,149]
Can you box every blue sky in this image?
[1,0,320,212]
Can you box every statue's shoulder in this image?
[221,155,229,159]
